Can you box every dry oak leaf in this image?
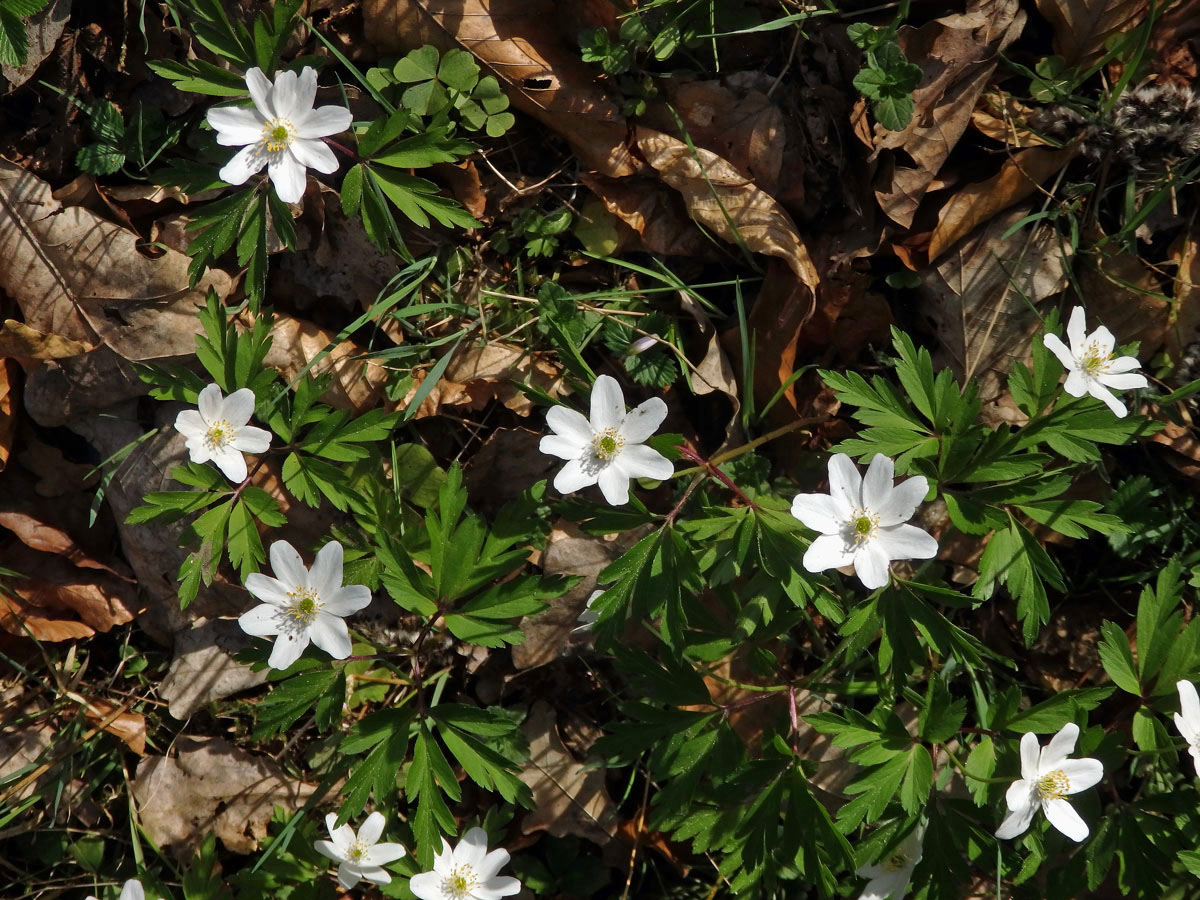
[80,697,147,756]
[1037,0,1149,67]
[0,160,231,361]
[0,320,92,359]
[518,700,617,845]
[363,0,637,177]
[872,0,1026,227]
[134,736,317,858]
[579,174,710,258]
[929,145,1080,261]
[0,359,14,472]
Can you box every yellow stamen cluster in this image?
[849,509,880,545]
[284,586,322,626]
[345,838,369,862]
[204,418,235,452]
[440,864,478,899]
[1079,340,1113,375]
[261,117,296,153]
[1035,768,1071,800]
[591,427,625,461]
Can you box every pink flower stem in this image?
[675,444,758,510]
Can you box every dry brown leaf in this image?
[400,341,563,420]
[1,0,70,91]
[1169,224,1200,361]
[159,618,269,721]
[0,508,134,578]
[518,700,617,845]
[0,160,231,361]
[872,0,1026,227]
[971,92,1052,148]
[0,359,14,472]
[134,736,318,857]
[1037,0,1148,67]
[0,320,93,359]
[363,0,637,177]
[579,174,709,257]
[1077,243,1170,356]
[81,698,147,756]
[929,146,1079,261]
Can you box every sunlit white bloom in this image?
[572,589,604,634]
[856,826,923,900]
[995,723,1103,842]
[791,454,937,590]
[174,383,271,483]
[539,374,674,506]
[409,827,520,900]
[87,880,160,900]
[238,540,371,670]
[314,811,407,890]
[1042,305,1147,418]
[1174,680,1200,776]
[208,66,353,204]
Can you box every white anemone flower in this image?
[207,66,353,204]
[87,880,161,900]
[790,453,937,590]
[995,723,1104,842]
[238,539,372,670]
[1042,305,1148,418]
[1174,680,1200,776]
[314,811,407,889]
[174,383,272,483]
[856,826,923,900]
[409,827,520,900]
[572,589,605,634]
[539,374,674,506]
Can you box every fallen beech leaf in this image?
[0,320,93,359]
[1037,0,1148,67]
[0,508,134,578]
[971,92,1052,148]
[929,146,1079,261]
[0,160,231,360]
[0,0,70,91]
[133,736,317,857]
[579,174,709,258]
[363,0,637,177]
[518,700,617,845]
[680,293,740,448]
[400,341,563,420]
[872,0,1026,227]
[80,697,147,756]
[159,618,269,721]
[0,360,14,472]
[1169,224,1200,361]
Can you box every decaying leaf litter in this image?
[2,0,1200,898]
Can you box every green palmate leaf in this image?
[406,727,460,863]
[1003,688,1112,732]
[252,669,341,738]
[339,725,410,822]
[147,58,249,96]
[1097,620,1140,695]
[369,167,479,230]
[75,143,125,176]
[0,7,28,67]
[973,518,1063,644]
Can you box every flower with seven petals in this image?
[207,67,353,204]
[539,374,673,506]
[174,383,272,483]
[790,453,937,590]
[409,827,520,900]
[238,539,371,670]
[86,880,160,900]
[995,723,1103,842]
[855,826,923,900]
[1042,305,1148,418]
[1174,680,1200,777]
[314,811,407,889]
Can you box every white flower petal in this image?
[210,446,248,483]
[852,540,891,590]
[1090,325,1116,356]
[597,465,631,505]
[1097,371,1148,391]
[994,795,1037,840]
[553,458,599,495]
[269,541,308,591]
[803,533,856,574]
[1066,306,1087,353]
[238,604,281,637]
[268,153,307,204]
[874,475,928,527]
[476,846,512,881]
[270,69,302,121]
[335,863,362,890]
[590,374,625,431]
[861,454,895,513]
[267,631,308,670]
[231,424,272,454]
[219,143,267,186]
[118,880,145,900]
[197,382,223,422]
[1020,733,1040,782]
[475,876,521,898]
[873,523,938,563]
[545,405,593,445]
[1043,797,1089,841]
[292,67,319,120]
[1087,378,1127,416]
[296,104,354,139]
[207,105,264,145]
[790,493,845,534]
[540,434,585,460]
[245,67,275,118]
[222,387,257,426]
[1105,355,1143,375]
[325,812,352,847]
[1178,681,1200,741]
[324,584,372,617]
[1059,757,1104,794]
[620,396,668,444]
[364,842,407,866]
[174,409,207,440]
[617,443,673,481]
[245,573,291,606]
[358,811,385,845]
[1042,332,1076,370]
[289,138,339,175]
[826,453,863,512]
[314,839,343,862]
[1190,745,1200,778]
[857,871,911,900]
[1062,368,1089,398]
[309,540,344,599]
[353,865,391,885]
[308,613,352,659]
[453,827,490,869]
[408,872,442,900]
[1041,723,1080,769]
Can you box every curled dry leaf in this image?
[133,735,317,858]
[579,174,710,258]
[0,160,231,361]
[518,700,617,845]
[928,146,1079,261]
[872,0,1026,227]
[401,341,563,420]
[363,0,637,177]
[80,697,147,756]
[972,92,1053,148]
[1036,0,1148,67]
[0,359,14,472]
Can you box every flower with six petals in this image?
[314,811,407,890]
[207,66,353,204]
[174,383,272,483]
[409,827,521,900]
[790,453,937,590]
[1042,305,1148,418]
[539,374,673,506]
[995,723,1104,842]
[238,539,372,670]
